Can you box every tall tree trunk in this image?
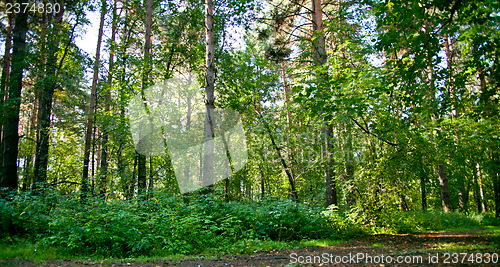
[260,112,297,200]
[221,133,234,202]
[472,170,482,213]
[117,0,130,198]
[0,7,14,177]
[22,102,38,191]
[477,162,487,212]
[282,62,292,125]
[81,0,106,199]
[1,0,29,190]
[130,153,137,199]
[311,0,336,206]
[341,122,354,196]
[33,0,66,185]
[444,34,469,212]
[183,84,193,187]
[259,163,265,198]
[438,161,453,212]
[203,0,216,192]
[400,194,409,211]
[281,62,297,183]
[491,149,500,218]
[148,156,154,194]
[420,167,428,211]
[137,0,154,196]
[99,0,118,197]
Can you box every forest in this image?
[0,0,500,264]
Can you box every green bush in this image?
[0,191,339,257]
[4,190,496,258]
[321,205,365,237]
[370,210,500,234]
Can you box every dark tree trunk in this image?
[33,0,65,186]
[400,194,409,211]
[221,133,234,202]
[311,0,336,206]
[437,161,453,212]
[99,0,118,198]
[130,153,138,199]
[81,0,106,200]
[137,0,154,196]
[491,149,500,218]
[473,170,482,213]
[459,174,470,212]
[260,113,297,200]
[260,165,265,198]
[420,168,428,211]
[117,0,130,198]
[0,7,14,178]
[1,0,29,190]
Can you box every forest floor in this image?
[1,228,499,266]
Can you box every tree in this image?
[136,0,154,195]
[0,2,14,176]
[203,0,216,190]
[99,0,119,197]
[1,0,29,190]
[81,0,107,198]
[33,0,67,185]
[311,0,336,206]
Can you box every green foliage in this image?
[321,206,365,237]
[2,191,499,259]
[1,191,340,258]
[360,210,500,234]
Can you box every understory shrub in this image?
[343,207,500,234]
[380,210,500,234]
[1,191,336,257]
[2,190,498,257]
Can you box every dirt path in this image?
[2,230,499,266]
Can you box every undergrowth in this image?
[1,189,498,259]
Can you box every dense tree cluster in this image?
[0,0,499,219]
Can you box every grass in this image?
[2,227,498,265]
[0,242,66,261]
[297,239,344,247]
[478,225,500,235]
[0,238,341,262]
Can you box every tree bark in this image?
[203,0,216,192]
[420,167,428,211]
[137,0,154,196]
[437,161,453,212]
[341,122,354,201]
[311,0,336,206]
[33,0,66,186]
[99,0,118,197]
[472,170,481,213]
[0,7,14,177]
[477,162,487,212]
[1,0,29,190]
[117,0,130,198]
[81,0,106,199]
[260,112,297,200]
[221,133,234,202]
[491,149,500,218]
